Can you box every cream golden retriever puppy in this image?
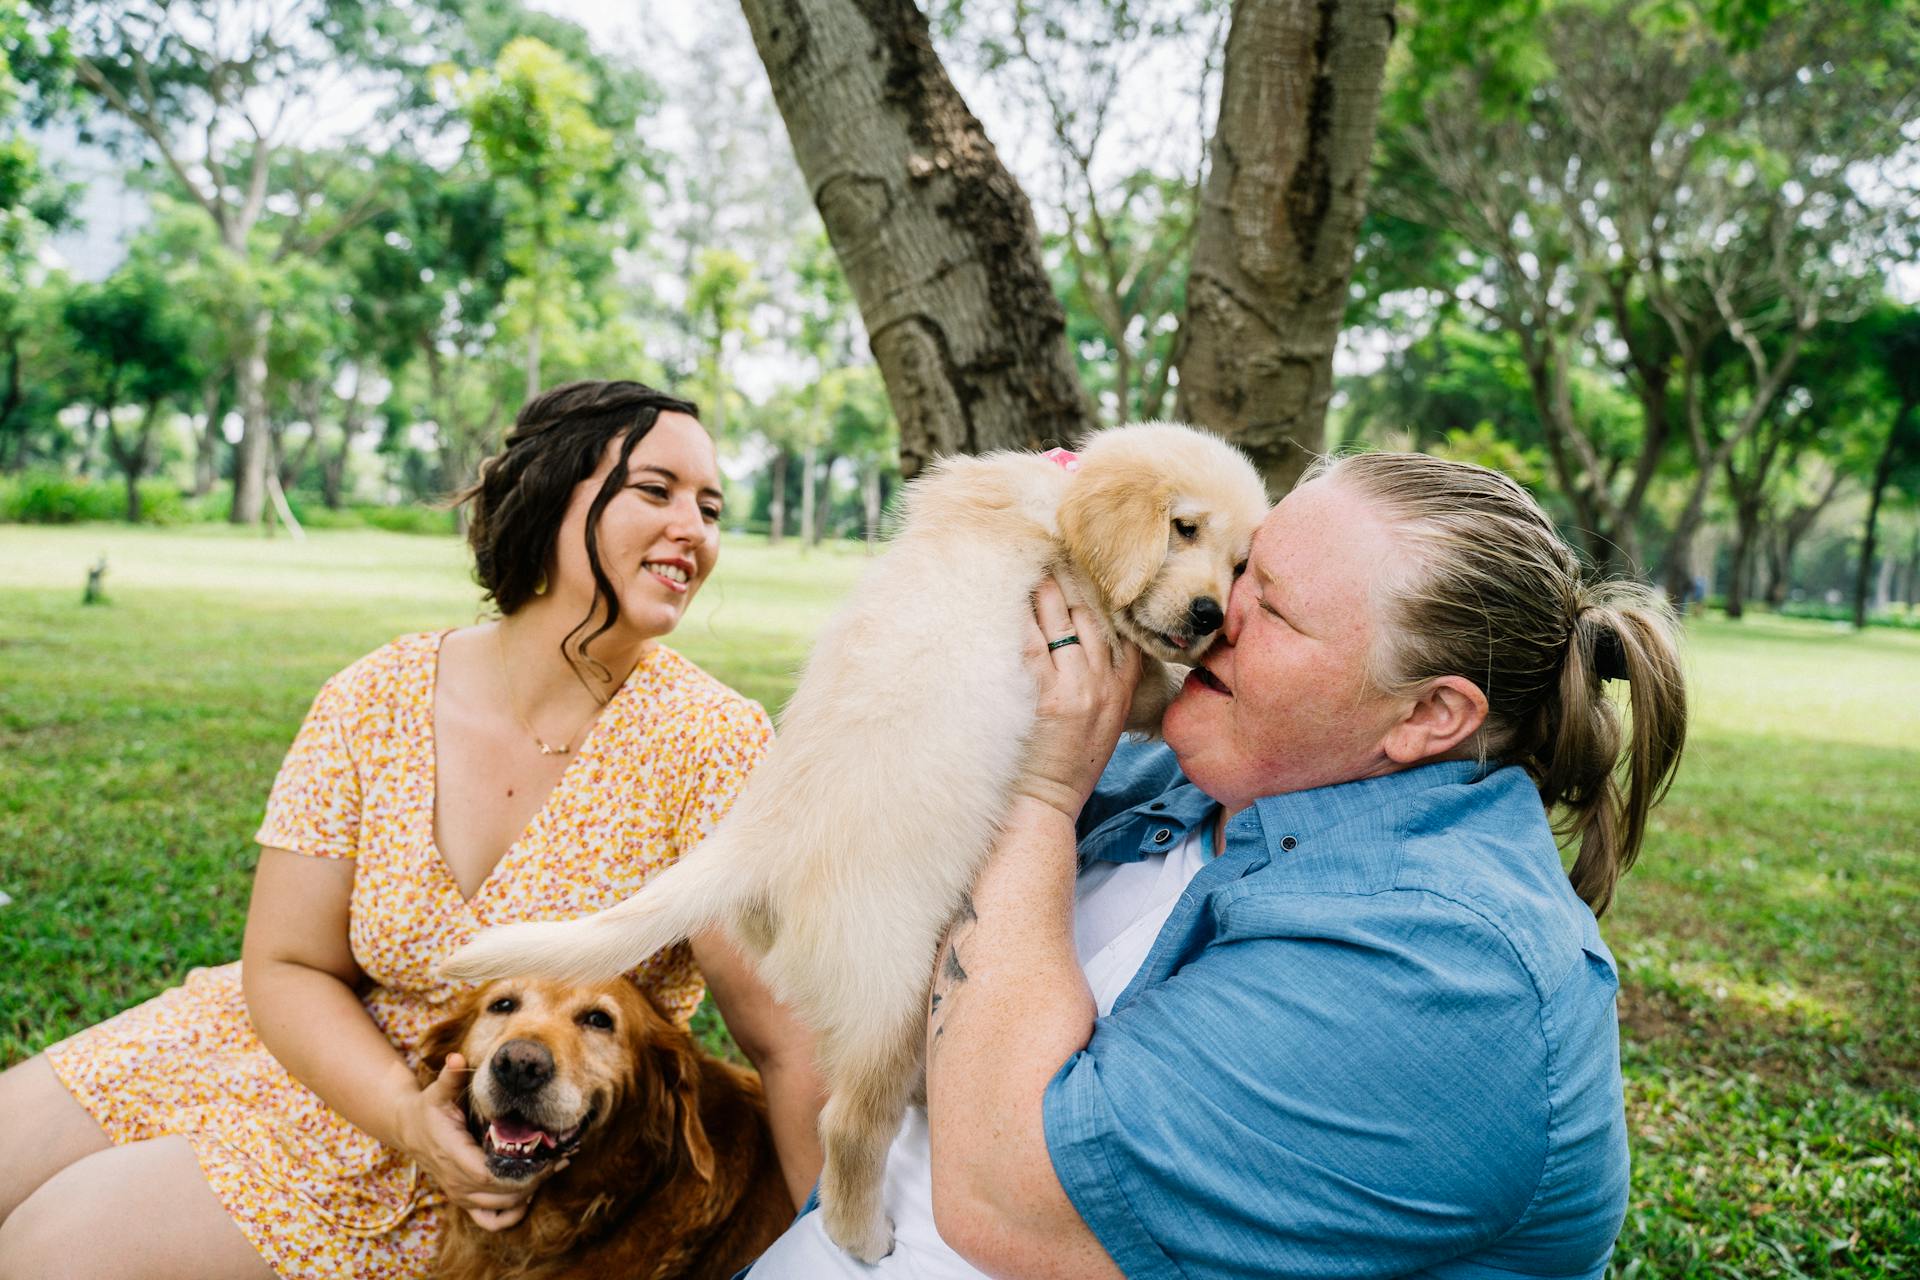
[444,422,1267,1260]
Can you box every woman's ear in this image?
[1057,466,1171,606]
[1382,676,1489,766]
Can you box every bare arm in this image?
[693,928,828,1208]
[924,581,1133,1279]
[240,847,531,1229]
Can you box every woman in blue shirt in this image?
[754,451,1687,1279]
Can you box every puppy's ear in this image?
[1057,463,1171,606]
[417,999,480,1087]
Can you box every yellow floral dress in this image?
[45,632,772,1280]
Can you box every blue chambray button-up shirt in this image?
[1044,740,1630,1279]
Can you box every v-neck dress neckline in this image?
[419,629,655,910]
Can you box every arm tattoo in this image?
[927,894,978,1054]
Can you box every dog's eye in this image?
[486,997,518,1014]
[1173,518,1199,541]
[1233,560,1248,577]
[579,1009,615,1032]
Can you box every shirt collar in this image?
[1080,758,1494,869]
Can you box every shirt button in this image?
[1281,835,1298,852]
[1148,801,1166,811]
[1152,828,1173,844]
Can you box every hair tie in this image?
[1591,624,1629,683]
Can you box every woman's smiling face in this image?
[549,411,723,645]
[1162,477,1409,812]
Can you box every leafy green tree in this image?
[0,0,79,472]
[61,257,198,520]
[686,247,767,448]
[47,0,410,523]
[443,36,617,400]
[1370,0,1919,584]
[822,364,898,546]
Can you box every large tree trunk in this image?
[229,307,273,525]
[740,0,1095,476]
[1176,0,1396,495]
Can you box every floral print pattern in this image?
[46,632,771,1279]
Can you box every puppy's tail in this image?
[438,841,743,985]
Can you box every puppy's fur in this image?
[421,978,791,1280]
[444,423,1268,1259]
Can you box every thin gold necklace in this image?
[496,629,633,756]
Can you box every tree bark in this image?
[739,0,1095,476]
[1176,0,1396,495]
[229,306,273,525]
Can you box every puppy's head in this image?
[1057,423,1268,663]
[420,977,715,1186]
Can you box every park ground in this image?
[0,524,1914,1278]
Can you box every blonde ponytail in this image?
[1308,452,1690,917]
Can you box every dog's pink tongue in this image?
[489,1118,546,1145]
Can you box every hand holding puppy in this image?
[1013,574,1144,824]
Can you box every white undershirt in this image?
[750,824,1215,1278]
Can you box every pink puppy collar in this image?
[1042,447,1081,472]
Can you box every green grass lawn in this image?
[2,525,1915,1276]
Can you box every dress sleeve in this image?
[676,696,774,848]
[254,672,364,859]
[1042,890,1550,1278]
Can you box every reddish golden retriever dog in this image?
[419,977,792,1280]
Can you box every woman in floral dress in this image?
[0,381,823,1280]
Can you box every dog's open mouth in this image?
[470,1109,589,1178]
[1121,607,1200,661]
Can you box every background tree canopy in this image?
[3,0,1917,622]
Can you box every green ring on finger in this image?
[1047,634,1081,651]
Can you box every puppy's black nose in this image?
[1188,596,1225,637]
[490,1039,554,1095]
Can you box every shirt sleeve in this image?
[254,672,364,859]
[1042,890,1551,1279]
[676,696,775,849]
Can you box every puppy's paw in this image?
[824,1204,895,1265]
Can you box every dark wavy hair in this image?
[458,379,701,680]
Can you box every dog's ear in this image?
[662,1036,717,1185]
[1057,463,1171,606]
[417,997,480,1087]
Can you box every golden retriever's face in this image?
[1058,424,1269,664]
[422,977,681,1183]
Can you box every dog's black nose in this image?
[1188,596,1225,637]
[490,1039,554,1095]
